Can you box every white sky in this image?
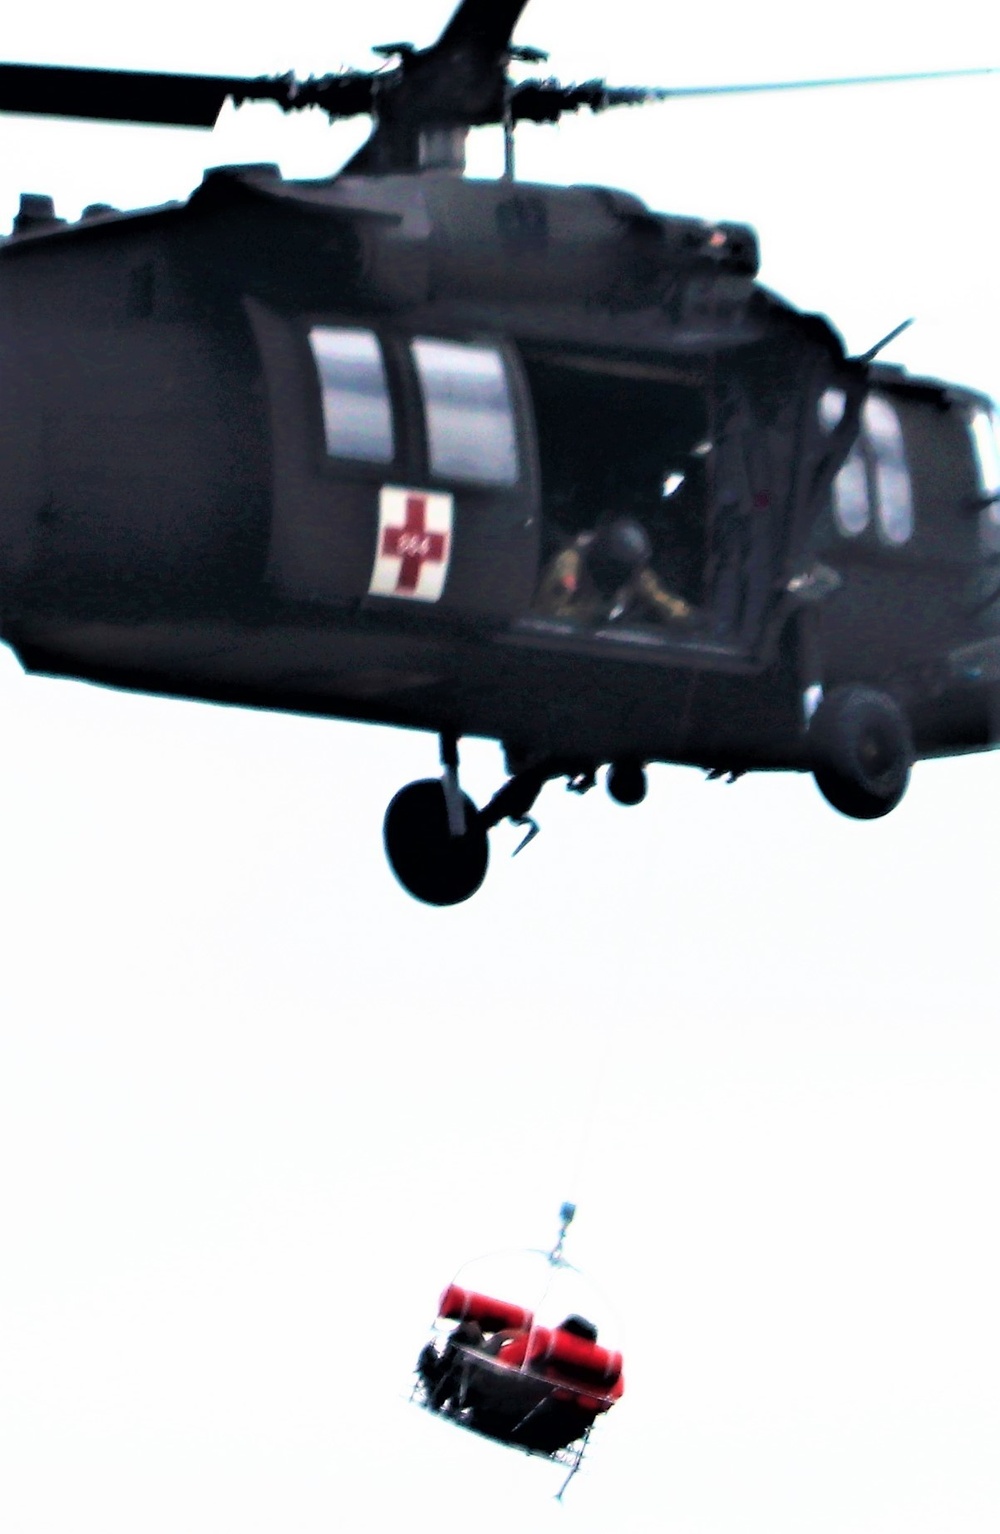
[0,3,998,1532]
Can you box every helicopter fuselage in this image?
[0,164,997,784]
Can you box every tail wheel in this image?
[809,685,913,820]
[383,779,489,906]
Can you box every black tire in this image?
[383,779,489,906]
[809,685,913,820]
[607,761,647,806]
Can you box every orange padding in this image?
[492,1326,624,1411]
[438,1284,533,1334]
[526,1326,624,1390]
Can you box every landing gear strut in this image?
[382,740,557,906]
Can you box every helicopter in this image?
[1,1,998,905]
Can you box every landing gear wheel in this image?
[809,685,913,820]
[383,779,489,906]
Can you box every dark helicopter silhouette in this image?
[1,1,998,904]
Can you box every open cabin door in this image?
[249,300,540,622]
[512,345,794,662]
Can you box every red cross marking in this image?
[381,494,448,593]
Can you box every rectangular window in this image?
[309,327,394,463]
[863,395,913,545]
[970,405,1000,554]
[821,390,913,545]
[819,387,870,537]
[832,444,871,536]
[970,406,1000,496]
[411,338,519,485]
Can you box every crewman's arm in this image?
[635,566,692,620]
[535,546,584,616]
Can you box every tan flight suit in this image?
[536,535,693,624]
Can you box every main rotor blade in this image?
[0,62,293,127]
[510,63,998,123]
[436,0,532,59]
[510,80,663,122]
[631,63,998,101]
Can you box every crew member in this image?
[554,1314,599,1342]
[536,517,694,625]
[419,1317,484,1411]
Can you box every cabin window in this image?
[411,339,519,485]
[822,390,913,543]
[831,444,870,537]
[820,389,869,536]
[818,388,846,432]
[969,406,1000,555]
[309,327,394,462]
[864,395,913,545]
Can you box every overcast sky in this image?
[0,4,998,1532]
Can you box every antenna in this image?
[858,317,915,364]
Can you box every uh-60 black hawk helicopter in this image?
[1,1,998,904]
